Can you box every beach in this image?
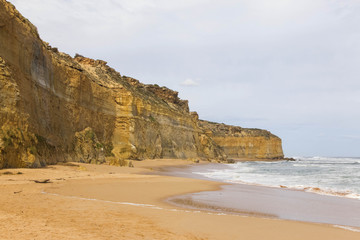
[1,159,359,240]
[162,162,360,228]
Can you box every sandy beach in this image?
[1,159,359,240]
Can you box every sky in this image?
[8,0,360,157]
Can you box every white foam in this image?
[191,157,360,201]
[333,225,360,232]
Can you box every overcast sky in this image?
[9,0,360,157]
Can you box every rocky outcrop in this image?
[199,121,284,160]
[73,127,106,164]
[0,0,283,168]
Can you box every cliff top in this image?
[1,0,189,114]
[43,44,190,113]
[199,120,280,139]
[0,0,39,39]
[73,55,190,113]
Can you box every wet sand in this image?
[163,163,360,228]
[1,159,359,239]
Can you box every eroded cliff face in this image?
[199,121,284,160]
[0,0,283,168]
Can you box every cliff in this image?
[0,0,283,168]
[199,121,284,160]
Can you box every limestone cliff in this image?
[0,0,283,168]
[199,121,284,160]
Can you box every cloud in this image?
[180,78,199,86]
[341,135,360,140]
[7,0,360,156]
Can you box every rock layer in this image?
[199,121,284,160]
[0,0,283,168]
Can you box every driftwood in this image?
[33,179,52,184]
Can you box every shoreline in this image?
[159,162,360,229]
[1,159,360,239]
[160,159,360,201]
[158,161,360,201]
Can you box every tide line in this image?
[333,225,360,233]
[41,190,360,233]
[41,190,224,216]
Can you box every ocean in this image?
[192,157,360,200]
[165,157,360,228]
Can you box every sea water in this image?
[192,157,360,200]
[164,157,360,227]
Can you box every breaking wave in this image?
[193,157,360,200]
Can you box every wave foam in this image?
[192,157,360,201]
[334,225,360,232]
[294,186,360,200]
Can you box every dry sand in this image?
[0,159,359,240]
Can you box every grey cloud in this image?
[8,0,360,157]
[180,79,199,87]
